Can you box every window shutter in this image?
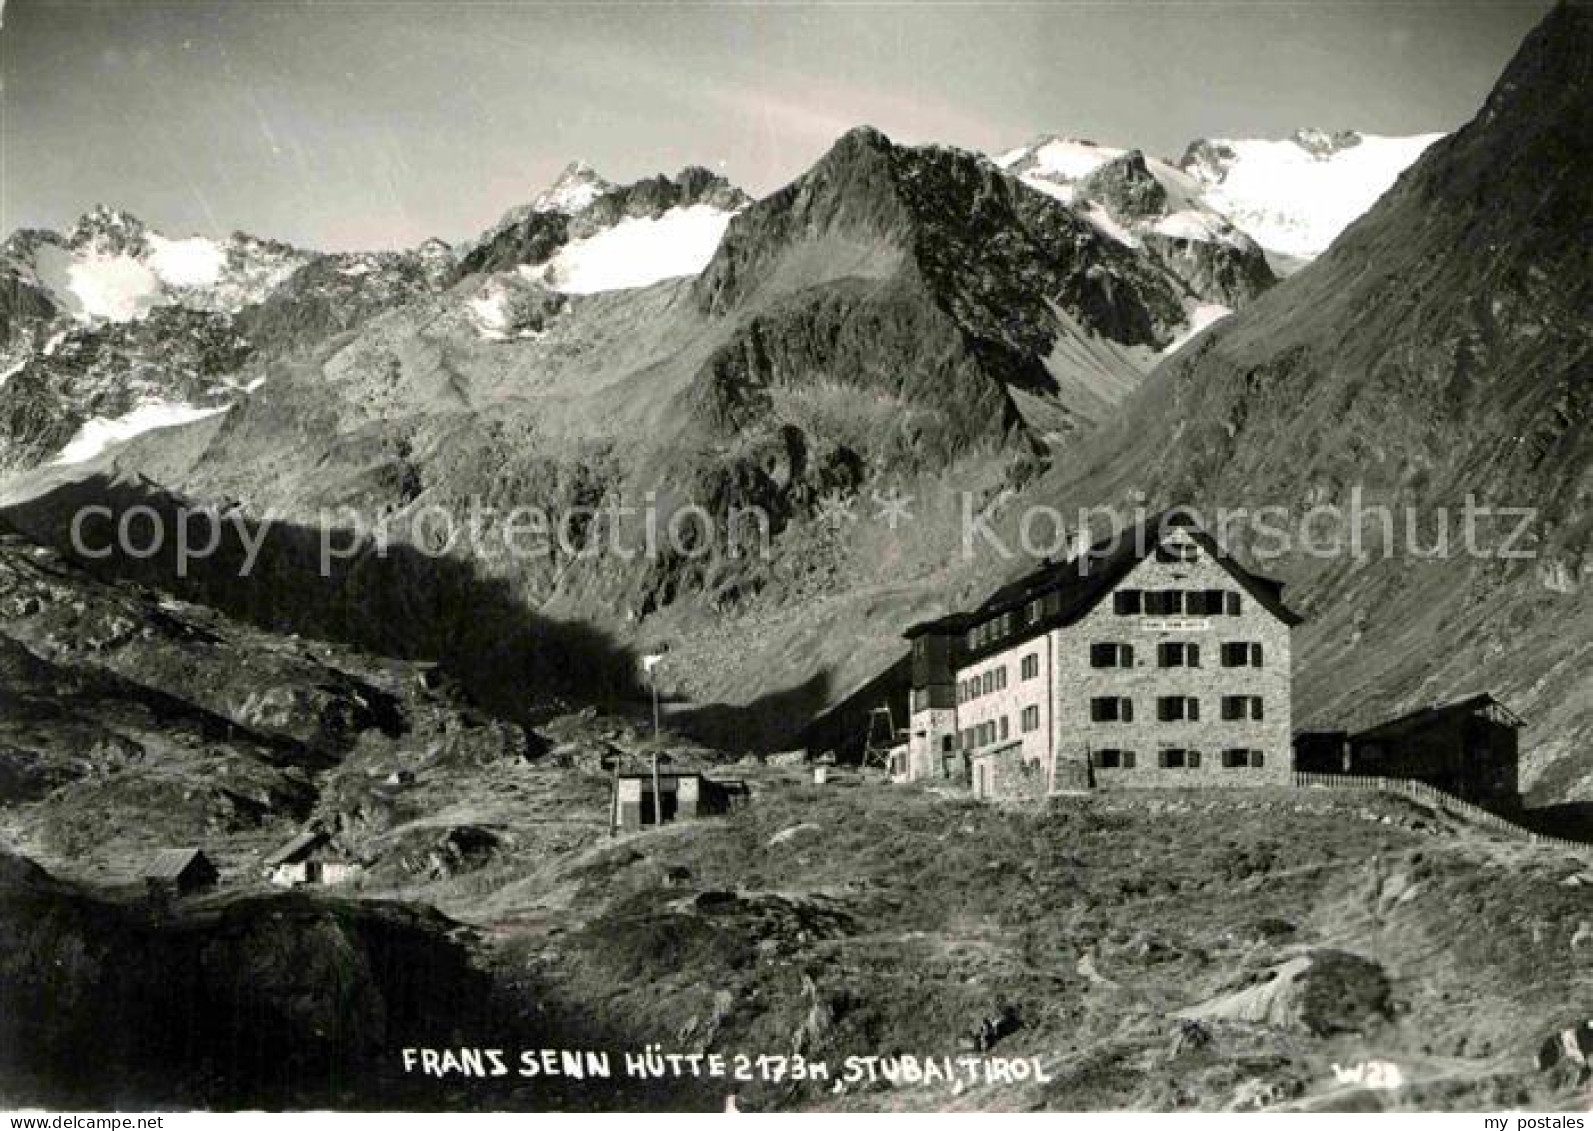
[1122,698,1134,723]
[1123,644,1134,667]
[1189,699,1200,722]
[1189,644,1200,668]
[1124,751,1136,768]
[1251,750,1265,768]
[1225,592,1241,615]
[1252,643,1263,666]
[1189,750,1202,769]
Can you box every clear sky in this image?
[1,0,1553,251]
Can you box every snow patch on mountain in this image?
[1161,302,1232,355]
[66,254,163,322]
[146,234,226,288]
[51,401,231,465]
[1001,137,1123,186]
[1179,130,1444,260]
[535,204,738,294]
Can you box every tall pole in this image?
[650,666,663,827]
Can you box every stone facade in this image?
[906,519,1297,796]
[971,741,1048,801]
[1052,532,1293,789]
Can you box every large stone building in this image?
[904,512,1302,796]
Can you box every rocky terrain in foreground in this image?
[1,513,1587,1111]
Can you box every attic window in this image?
[1114,590,1143,615]
[1146,591,1185,616]
[1155,542,1198,563]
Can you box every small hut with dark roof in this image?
[143,848,218,898]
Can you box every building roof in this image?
[1351,694,1524,744]
[905,509,1303,647]
[143,848,213,880]
[263,830,328,867]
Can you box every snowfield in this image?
[51,401,231,465]
[66,254,163,322]
[1187,132,1444,260]
[146,234,227,288]
[537,204,738,294]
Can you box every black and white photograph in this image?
[0,0,1589,1116]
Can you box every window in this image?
[1157,696,1200,722]
[1091,696,1134,723]
[995,666,1007,691]
[982,671,994,694]
[1158,641,1200,668]
[1222,695,1264,721]
[961,728,973,750]
[998,715,1010,741]
[1021,653,1039,680]
[1114,590,1143,615]
[1093,749,1135,769]
[1221,641,1264,667]
[941,735,956,753]
[1025,598,1044,625]
[1155,541,1198,563]
[1090,641,1134,668]
[1222,748,1265,769]
[1145,590,1184,615]
[1159,748,1201,769]
[1021,705,1040,732]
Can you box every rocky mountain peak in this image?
[531,160,615,215]
[1075,149,1167,221]
[69,205,150,254]
[1289,128,1364,158]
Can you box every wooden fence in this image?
[1291,771,1591,855]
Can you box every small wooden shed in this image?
[143,848,219,899]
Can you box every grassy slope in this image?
[452,768,1593,1112]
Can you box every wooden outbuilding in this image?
[143,848,218,899]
